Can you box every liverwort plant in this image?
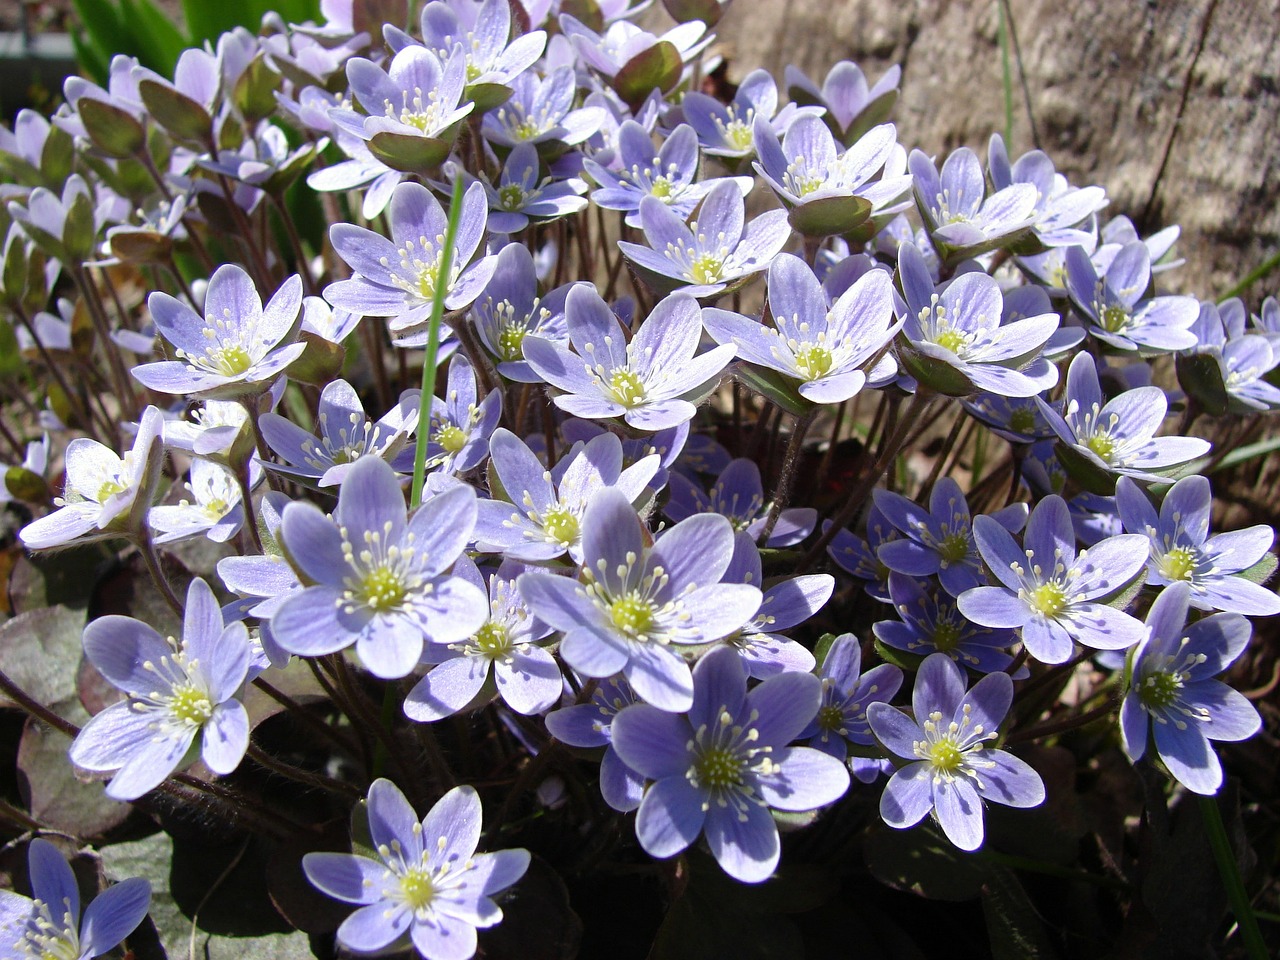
[69,578,252,801]
[303,779,529,960]
[868,653,1045,851]
[611,646,851,882]
[0,839,151,960]
[1120,582,1261,795]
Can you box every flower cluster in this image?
[0,0,1276,955]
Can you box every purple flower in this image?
[303,779,529,960]
[260,379,421,488]
[468,142,588,234]
[1065,242,1198,353]
[134,264,305,397]
[523,286,736,431]
[518,488,761,711]
[1183,299,1280,413]
[325,180,496,335]
[0,838,150,960]
[874,574,1020,674]
[585,121,749,227]
[1119,582,1261,795]
[801,633,903,763]
[19,406,165,550]
[896,241,1059,398]
[824,506,899,603]
[69,577,252,800]
[405,557,561,720]
[959,495,1150,664]
[703,253,900,405]
[424,354,502,476]
[481,66,605,151]
[545,675,646,812]
[873,477,1028,596]
[959,392,1056,445]
[611,646,850,882]
[752,115,911,237]
[987,134,1107,248]
[719,531,830,678]
[1037,352,1210,485]
[147,458,257,545]
[271,456,488,679]
[1115,475,1280,616]
[909,147,1039,260]
[413,0,546,91]
[783,60,901,144]
[683,68,818,160]
[307,128,405,220]
[474,427,659,563]
[618,180,791,299]
[332,44,473,153]
[469,243,570,382]
[867,653,1045,851]
[664,457,817,547]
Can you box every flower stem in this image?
[245,743,363,800]
[137,530,185,617]
[757,410,816,545]
[410,177,466,509]
[1198,794,1269,960]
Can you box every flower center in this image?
[722,118,754,152]
[935,327,967,354]
[695,746,744,789]
[1100,304,1130,334]
[817,704,845,732]
[689,253,725,285]
[96,478,128,502]
[398,868,435,911]
[167,682,214,727]
[650,176,674,200]
[937,531,970,564]
[1009,408,1037,434]
[1139,670,1183,709]
[498,183,527,211]
[211,343,253,376]
[473,620,512,657]
[386,87,445,134]
[1085,431,1116,461]
[436,424,467,454]
[927,738,964,774]
[15,900,80,960]
[540,505,580,546]
[932,620,963,652]
[607,368,647,406]
[360,565,408,612]
[1028,580,1068,618]
[794,343,833,379]
[497,324,527,361]
[609,594,655,636]
[1159,546,1197,582]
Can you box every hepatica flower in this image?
[703,252,899,405]
[470,142,587,234]
[873,476,1028,597]
[518,488,761,711]
[896,241,1059,398]
[469,243,570,383]
[271,456,488,679]
[959,495,1149,664]
[423,355,502,476]
[134,265,304,397]
[333,44,473,150]
[523,285,735,431]
[1120,582,1261,795]
[664,457,817,547]
[325,180,495,334]
[1037,352,1210,484]
[875,574,1019,674]
[544,675,645,812]
[611,647,850,882]
[618,180,791,298]
[1115,475,1280,616]
[19,405,164,550]
[800,633,903,764]
[909,147,1039,258]
[69,577,252,801]
[867,653,1045,851]
[303,779,529,960]
[1065,242,1198,354]
[405,558,560,720]
[474,427,659,564]
[260,378,421,488]
[0,839,150,960]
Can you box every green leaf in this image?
[1238,552,1278,586]
[0,319,24,380]
[863,821,991,901]
[786,195,872,239]
[366,131,458,175]
[139,79,213,146]
[77,97,148,159]
[981,866,1061,960]
[1175,352,1229,417]
[613,41,682,109]
[233,56,284,126]
[123,0,187,76]
[0,605,87,709]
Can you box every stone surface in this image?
[710,0,1280,302]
